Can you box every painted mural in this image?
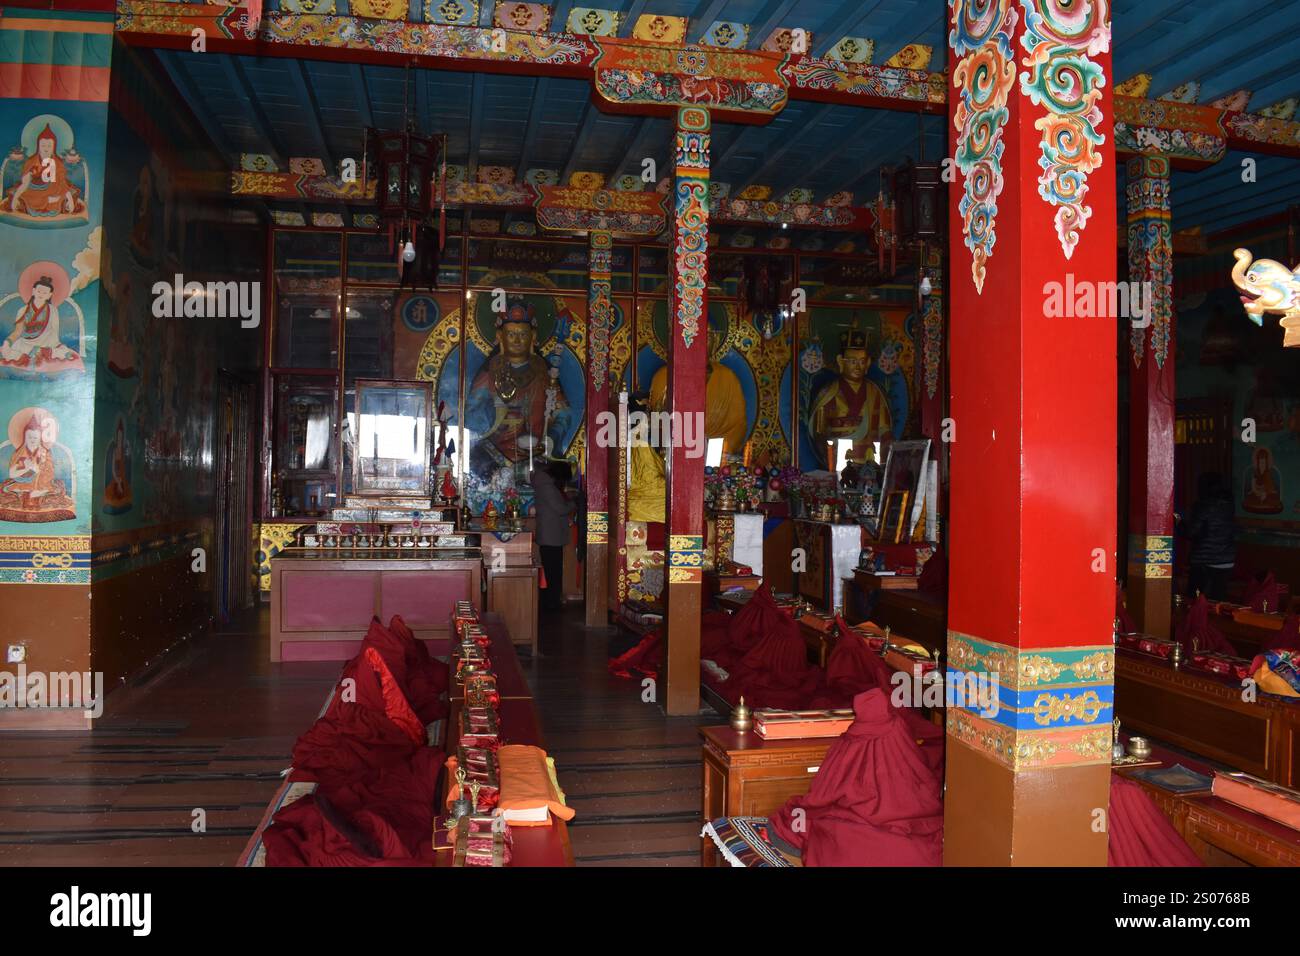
[0,114,91,227]
[632,298,791,469]
[1177,282,1300,533]
[0,100,108,545]
[0,260,87,377]
[91,41,261,549]
[94,113,216,532]
[411,288,586,516]
[796,306,912,471]
[0,406,76,522]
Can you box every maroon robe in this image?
[770,689,943,866]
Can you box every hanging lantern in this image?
[369,126,436,250]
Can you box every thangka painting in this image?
[0,259,88,379]
[102,413,133,515]
[0,114,91,228]
[412,289,587,516]
[797,306,912,472]
[633,299,791,468]
[0,406,77,522]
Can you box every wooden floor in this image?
[0,603,710,867]
[531,608,712,867]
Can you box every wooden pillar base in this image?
[944,735,1111,866]
[584,536,609,627]
[663,579,702,715]
[1126,569,1172,640]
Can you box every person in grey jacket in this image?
[1179,472,1235,600]
[531,461,575,611]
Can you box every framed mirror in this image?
[878,439,930,543]
[353,379,432,496]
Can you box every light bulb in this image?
[402,240,416,263]
[919,274,932,296]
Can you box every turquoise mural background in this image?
[0,97,108,538]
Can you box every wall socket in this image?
[6,644,25,664]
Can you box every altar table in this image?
[439,632,573,868]
[270,549,483,661]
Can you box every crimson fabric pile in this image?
[757,689,1200,867]
[611,584,901,711]
[1175,594,1237,656]
[262,615,450,866]
[770,689,944,866]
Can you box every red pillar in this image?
[944,0,1116,865]
[1125,154,1174,636]
[585,230,612,627]
[662,105,710,715]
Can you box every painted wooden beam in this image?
[112,5,1300,159]
[1115,95,1300,161]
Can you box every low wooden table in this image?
[699,726,833,866]
[1114,736,1300,867]
[1115,649,1300,785]
[1173,602,1289,658]
[797,614,836,667]
[443,615,532,702]
[1182,794,1300,866]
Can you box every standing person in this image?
[1180,472,1236,600]
[531,460,574,612]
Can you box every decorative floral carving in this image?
[1018,0,1111,258]
[950,0,1017,293]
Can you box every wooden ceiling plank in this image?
[810,0,888,59]
[686,0,732,44]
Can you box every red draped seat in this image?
[770,689,943,866]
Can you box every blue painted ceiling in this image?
[155,0,1300,238]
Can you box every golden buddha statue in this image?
[626,328,747,523]
[808,328,892,464]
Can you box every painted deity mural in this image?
[633,299,790,467]
[94,107,220,532]
[797,306,912,471]
[0,406,76,522]
[411,289,586,516]
[0,101,108,544]
[0,114,90,227]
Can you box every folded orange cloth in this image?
[495,744,575,826]
[1253,660,1300,698]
